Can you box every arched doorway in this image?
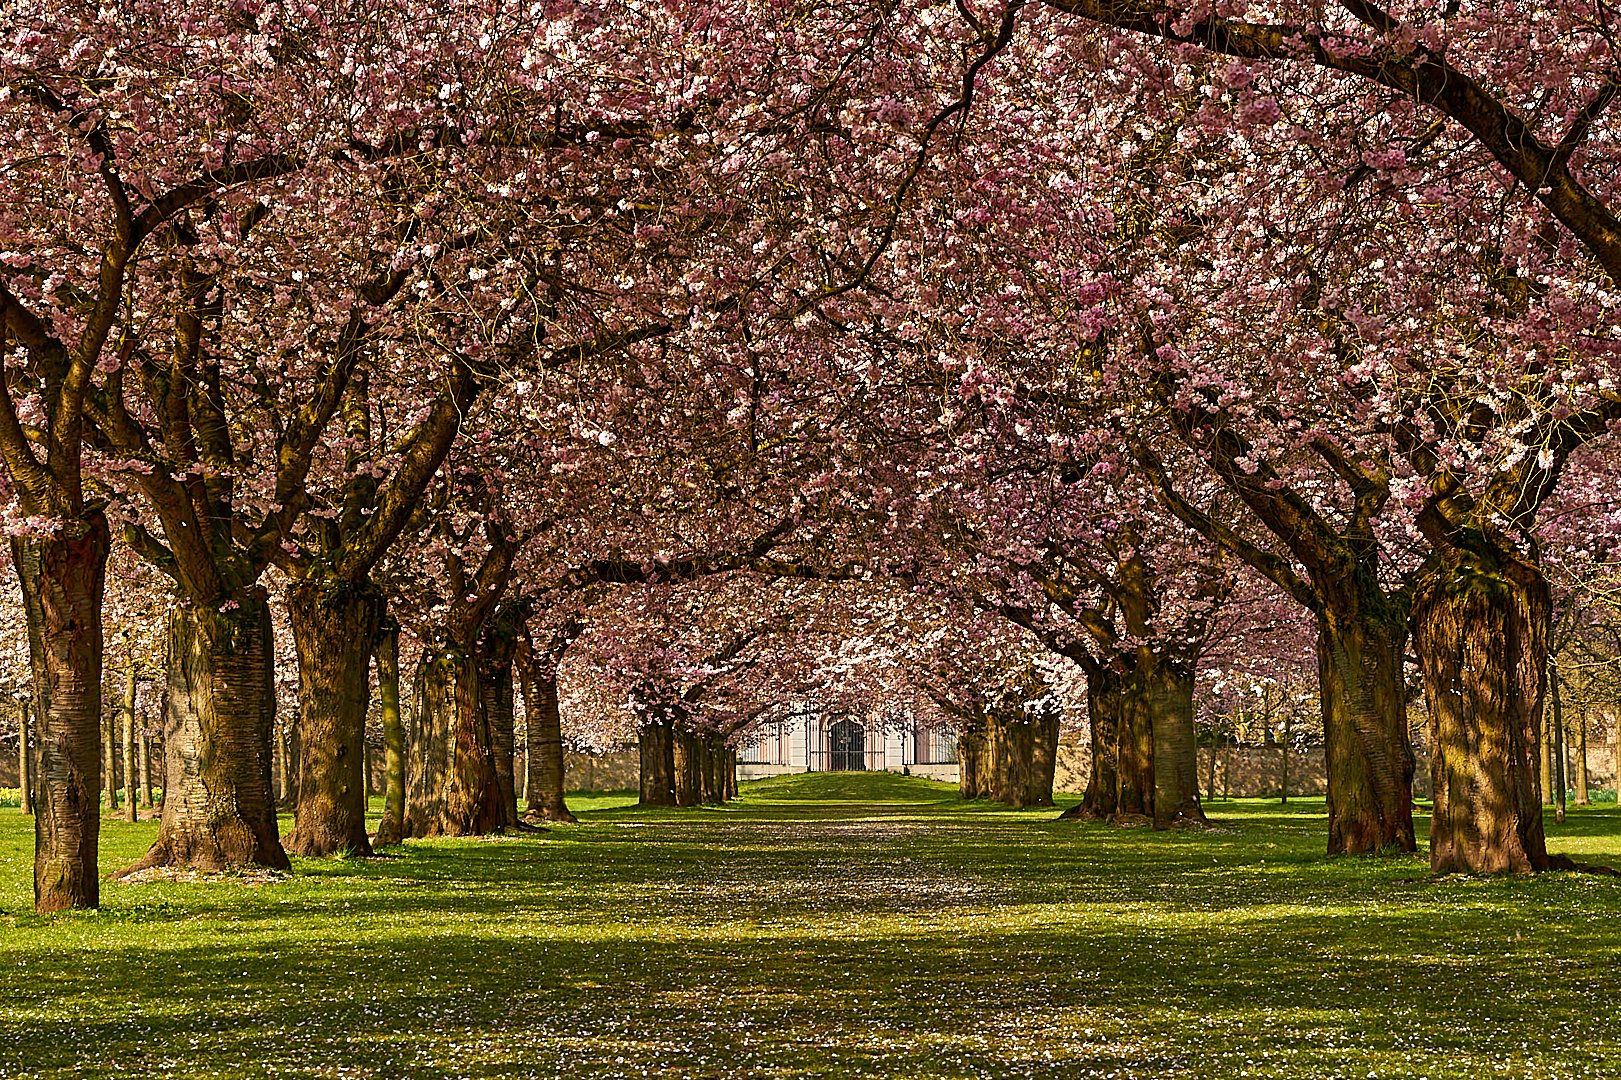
[828,718,865,771]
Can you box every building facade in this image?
[737,712,960,783]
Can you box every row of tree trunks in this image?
[638,719,735,807]
[12,525,110,911]
[284,581,385,857]
[128,592,289,874]
[1063,650,1204,828]
[959,706,1059,809]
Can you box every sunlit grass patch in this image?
[0,773,1617,1077]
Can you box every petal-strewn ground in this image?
[1,773,1617,1079]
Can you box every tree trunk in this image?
[1063,667,1121,820]
[372,624,406,847]
[1539,708,1555,805]
[957,719,983,800]
[984,711,1017,806]
[102,701,118,812]
[126,590,288,873]
[480,655,517,829]
[671,725,702,807]
[139,727,153,809]
[1116,661,1154,818]
[520,661,575,822]
[284,580,384,857]
[639,720,677,807]
[1315,595,1418,854]
[13,523,110,911]
[1026,706,1058,807]
[405,647,502,837]
[122,662,138,823]
[1574,707,1590,806]
[1552,673,1568,824]
[18,700,31,816]
[277,720,300,811]
[1411,549,1554,874]
[1147,656,1205,829]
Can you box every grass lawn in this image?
[1,772,1618,1079]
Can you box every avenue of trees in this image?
[3,0,1621,911]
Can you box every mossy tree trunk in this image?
[405,646,502,837]
[1411,546,1554,874]
[284,579,384,856]
[372,622,407,846]
[1115,662,1155,818]
[128,592,288,873]
[1315,581,1417,854]
[12,523,110,911]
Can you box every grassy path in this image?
[0,773,1618,1078]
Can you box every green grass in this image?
[1,773,1619,1079]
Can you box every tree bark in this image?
[103,700,119,812]
[639,719,677,807]
[478,621,519,830]
[277,720,300,810]
[671,724,703,807]
[1116,661,1154,818]
[284,580,385,856]
[1314,594,1417,853]
[1574,705,1590,806]
[1026,706,1059,807]
[372,623,406,847]
[520,660,575,822]
[126,590,288,873]
[1539,706,1555,805]
[1552,673,1568,824]
[122,661,138,823]
[405,646,502,837]
[1063,667,1121,819]
[12,522,109,910]
[958,718,983,800]
[1411,548,1554,874]
[139,726,153,809]
[1146,655,1205,829]
[18,699,31,816]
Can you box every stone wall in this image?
[1053,740,1621,799]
